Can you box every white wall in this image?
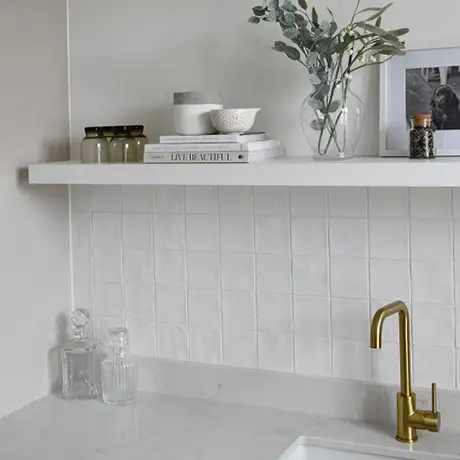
[0,0,70,417]
[67,1,460,393]
[68,0,460,158]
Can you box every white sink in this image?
[277,436,458,460]
[279,439,399,460]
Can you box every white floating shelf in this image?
[27,157,460,187]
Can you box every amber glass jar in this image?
[81,127,109,163]
[410,115,435,159]
[128,125,148,162]
[109,126,137,163]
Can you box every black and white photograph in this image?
[406,66,460,130]
[380,46,460,156]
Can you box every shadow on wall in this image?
[16,138,69,186]
[48,313,69,396]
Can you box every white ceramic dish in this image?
[210,108,261,134]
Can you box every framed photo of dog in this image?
[380,46,460,157]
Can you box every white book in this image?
[143,149,281,164]
[159,132,267,144]
[144,140,280,153]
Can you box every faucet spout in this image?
[370,301,411,396]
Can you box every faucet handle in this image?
[431,382,437,414]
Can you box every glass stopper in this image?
[70,308,90,340]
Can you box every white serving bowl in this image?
[210,108,261,134]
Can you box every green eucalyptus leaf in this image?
[315,83,330,99]
[298,0,307,10]
[309,73,322,85]
[356,22,387,35]
[283,27,300,39]
[267,0,279,10]
[284,11,296,26]
[329,100,341,113]
[310,119,325,131]
[386,28,410,37]
[266,10,278,21]
[295,13,306,26]
[316,38,331,53]
[282,0,296,11]
[330,21,338,34]
[311,7,319,25]
[334,41,348,54]
[357,7,381,14]
[248,16,261,23]
[284,45,301,60]
[305,51,318,67]
[308,98,323,110]
[253,6,266,16]
[375,16,382,27]
[320,20,330,33]
[326,7,335,20]
[383,33,401,43]
[272,40,288,51]
[301,28,313,48]
[378,48,405,56]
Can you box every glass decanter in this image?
[102,327,137,405]
[61,308,99,399]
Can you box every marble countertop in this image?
[1,392,460,460]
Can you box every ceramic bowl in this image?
[210,108,261,134]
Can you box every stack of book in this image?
[143,132,282,163]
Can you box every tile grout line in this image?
[407,188,415,381]
[216,187,224,365]
[183,187,191,361]
[451,187,458,389]
[325,187,334,378]
[89,187,97,336]
[252,187,259,369]
[119,191,127,328]
[68,185,75,314]
[365,187,374,382]
[150,186,159,357]
[288,187,295,373]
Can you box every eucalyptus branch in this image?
[248,0,409,155]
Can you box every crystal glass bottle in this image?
[61,308,98,399]
[102,327,137,404]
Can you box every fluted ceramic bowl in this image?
[210,108,261,134]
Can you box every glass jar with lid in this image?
[102,327,138,404]
[128,125,149,162]
[81,127,110,163]
[410,114,435,159]
[109,126,137,163]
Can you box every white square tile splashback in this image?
[218,186,253,215]
[71,185,460,391]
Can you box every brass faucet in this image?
[370,301,441,443]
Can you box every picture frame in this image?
[379,45,460,157]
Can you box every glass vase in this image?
[301,82,364,161]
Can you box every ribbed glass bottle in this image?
[102,327,137,404]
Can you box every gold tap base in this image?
[396,392,418,443]
[396,435,417,444]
